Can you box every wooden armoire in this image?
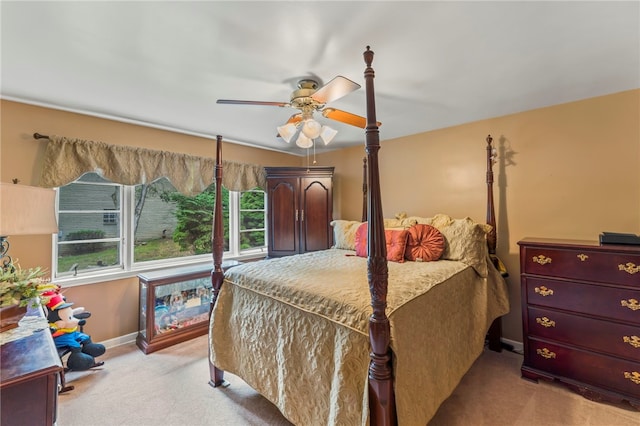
[265,166,334,258]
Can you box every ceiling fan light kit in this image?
[301,118,322,139]
[276,123,298,144]
[319,125,338,145]
[217,75,374,152]
[294,133,313,149]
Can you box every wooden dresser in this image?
[518,238,640,409]
[1,306,62,426]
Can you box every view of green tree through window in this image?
[133,177,230,262]
[240,190,266,250]
[55,173,266,280]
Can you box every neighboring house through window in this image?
[54,172,266,283]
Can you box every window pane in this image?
[239,189,266,250]
[57,241,120,275]
[57,173,122,276]
[59,212,120,239]
[134,179,229,263]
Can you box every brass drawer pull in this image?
[533,255,552,265]
[624,371,640,385]
[536,348,556,359]
[577,254,588,261]
[534,286,554,297]
[621,299,640,311]
[623,335,640,349]
[536,317,556,328]
[619,262,639,274]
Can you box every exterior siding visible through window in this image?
[54,172,267,283]
[103,211,118,225]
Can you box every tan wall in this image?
[318,89,640,342]
[0,100,302,342]
[2,90,639,344]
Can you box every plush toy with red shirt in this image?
[45,292,106,371]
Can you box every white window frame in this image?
[52,183,267,287]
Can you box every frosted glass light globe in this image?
[301,119,322,139]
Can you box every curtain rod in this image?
[33,133,50,140]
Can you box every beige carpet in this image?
[57,335,639,426]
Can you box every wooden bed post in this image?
[208,135,229,388]
[364,46,397,426]
[486,135,497,256]
[485,134,503,352]
[362,157,368,222]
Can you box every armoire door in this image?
[267,177,299,257]
[299,176,332,253]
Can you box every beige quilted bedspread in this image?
[209,249,509,425]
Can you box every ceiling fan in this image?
[217,76,378,148]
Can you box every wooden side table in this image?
[1,306,62,426]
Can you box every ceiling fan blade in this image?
[321,108,381,129]
[217,99,289,107]
[311,76,360,104]
[285,113,303,124]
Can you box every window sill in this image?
[54,253,266,288]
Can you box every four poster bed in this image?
[207,47,510,425]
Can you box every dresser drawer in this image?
[522,246,640,287]
[524,277,640,324]
[527,306,640,361]
[526,338,640,398]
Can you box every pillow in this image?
[383,218,405,228]
[404,224,445,262]
[399,216,432,228]
[430,213,491,277]
[354,223,409,263]
[330,220,362,250]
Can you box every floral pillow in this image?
[354,223,409,263]
[330,220,362,250]
[404,224,445,262]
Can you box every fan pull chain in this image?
[313,142,317,164]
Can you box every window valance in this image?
[40,136,266,195]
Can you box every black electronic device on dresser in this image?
[265,166,334,258]
[518,238,640,409]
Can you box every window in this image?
[103,211,118,225]
[54,173,266,281]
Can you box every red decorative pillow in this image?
[354,223,409,263]
[404,224,445,262]
[355,223,368,257]
[385,229,409,262]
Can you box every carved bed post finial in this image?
[364,45,397,426]
[486,135,496,256]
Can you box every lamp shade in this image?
[295,134,313,149]
[277,123,298,143]
[0,183,58,236]
[319,125,338,145]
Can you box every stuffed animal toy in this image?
[45,292,106,371]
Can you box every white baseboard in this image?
[501,337,523,354]
[100,332,137,349]
[102,333,523,354]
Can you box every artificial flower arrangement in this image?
[0,264,56,308]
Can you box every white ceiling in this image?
[2,1,638,155]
